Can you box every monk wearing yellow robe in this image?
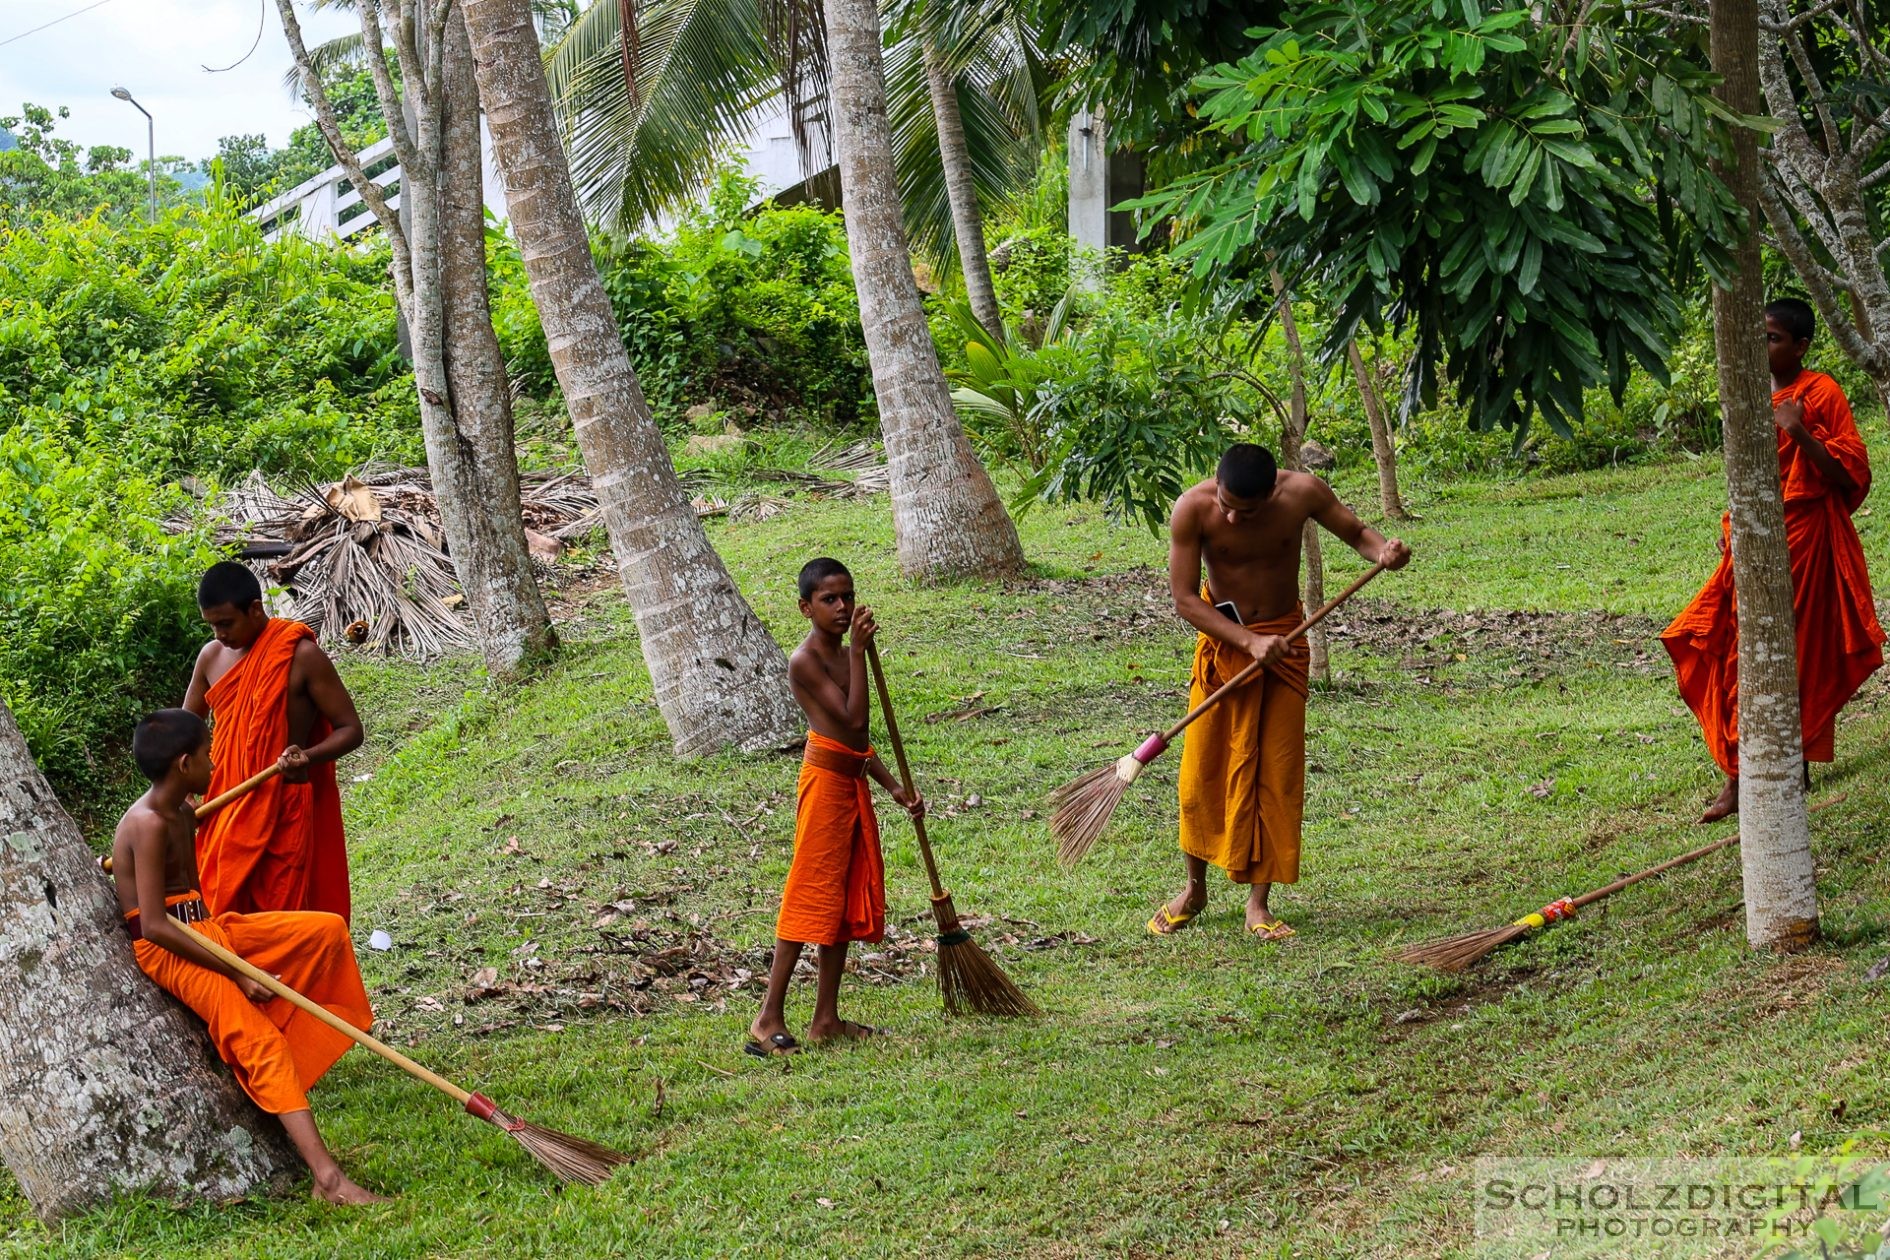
[748,559,921,1057]
[112,709,382,1205]
[1155,445,1410,940]
[1661,298,1883,821]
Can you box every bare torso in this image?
[1178,471,1328,622]
[789,637,870,751]
[111,797,202,914]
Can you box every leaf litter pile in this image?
[175,443,887,659]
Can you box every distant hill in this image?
[0,127,16,153]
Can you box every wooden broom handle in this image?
[100,762,287,874]
[864,640,946,901]
[1568,791,1846,909]
[1161,561,1387,742]
[195,762,284,819]
[181,925,472,1107]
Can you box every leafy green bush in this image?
[492,172,873,427]
[0,424,219,810]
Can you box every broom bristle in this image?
[928,891,1040,1018]
[1395,922,1534,973]
[1048,763,1131,866]
[481,1105,633,1185]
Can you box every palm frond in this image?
[280,27,373,97]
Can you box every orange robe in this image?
[775,731,886,946]
[130,892,372,1115]
[1178,607,1311,884]
[199,618,351,921]
[1660,371,1884,775]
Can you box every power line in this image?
[0,0,120,50]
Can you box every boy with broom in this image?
[747,559,923,1056]
[111,708,383,1204]
[1151,445,1409,941]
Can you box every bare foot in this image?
[806,1018,884,1045]
[312,1169,386,1206]
[1150,885,1206,934]
[1698,776,1738,823]
[748,1013,794,1045]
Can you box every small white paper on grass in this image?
[367,929,393,952]
[351,773,374,784]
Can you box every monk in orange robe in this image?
[184,562,362,919]
[1155,445,1409,940]
[1661,299,1884,822]
[747,559,921,1057]
[112,709,382,1205]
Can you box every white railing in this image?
[250,136,401,244]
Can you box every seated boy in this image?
[746,558,922,1056]
[112,708,383,1205]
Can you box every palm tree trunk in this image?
[0,701,294,1220]
[1710,0,1819,950]
[823,0,1027,581]
[922,37,1002,342]
[1273,279,1330,683]
[460,0,801,754]
[1348,338,1408,520]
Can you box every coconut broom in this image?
[1049,561,1388,865]
[99,763,285,875]
[1396,792,1846,972]
[864,640,1039,1018]
[182,928,632,1184]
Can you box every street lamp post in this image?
[109,87,155,223]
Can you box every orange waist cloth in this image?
[198,618,351,921]
[130,902,371,1115]
[775,731,885,946]
[1659,373,1883,775]
[1178,606,1311,885]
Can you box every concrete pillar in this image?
[1067,107,1145,289]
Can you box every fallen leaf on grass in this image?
[1865,955,1890,983]
[1528,778,1556,798]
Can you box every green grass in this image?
[7,438,1890,1258]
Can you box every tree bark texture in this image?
[922,37,1003,343]
[1349,339,1408,520]
[460,0,803,754]
[0,702,295,1221]
[1273,282,1330,683]
[1712,0,1821,950]
[275,0,556,682]
[823,0,1027,581]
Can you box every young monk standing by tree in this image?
[113,709,381,1204]
[1662,299,1884,822]
[747,559,922,1056]
[1152,445,1410,941]
[184,563,364,919]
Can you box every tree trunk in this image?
[1711,0,1820,951]
[274,0,556,682]
[0,701,295,1220]
[435,8,559,677]
[1273,280,1330,683]
[823,0,1027,581]
[460,0,802,754]
[1349,338,1408,520]
[923,37,1003,343]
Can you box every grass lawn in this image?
[6,439,1888,1258]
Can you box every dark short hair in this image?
[1765,298,1816,344]
[797,557,852,600]
[197,561,263,611]
[1216,444,1278,500]
[132,709,209,781]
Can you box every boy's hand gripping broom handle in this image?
[1116,561,1387,782]
[99,763,284,874]
[180,928,476,1108]
[863,640,946,900]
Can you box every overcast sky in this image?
[0,0,358,163]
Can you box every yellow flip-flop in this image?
[1147,905,1198,935]
[1250,919,1296,942]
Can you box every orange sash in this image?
[1660,372,1883,773]
[198,619,351,920]
[1177,606,1311,885]
[775,731,886,946]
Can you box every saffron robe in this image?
[130,893,372,1114]
[1660,371,1884,775]
[1178,606,1311,885]
[775,731,887,946]
[198,618,351,921]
